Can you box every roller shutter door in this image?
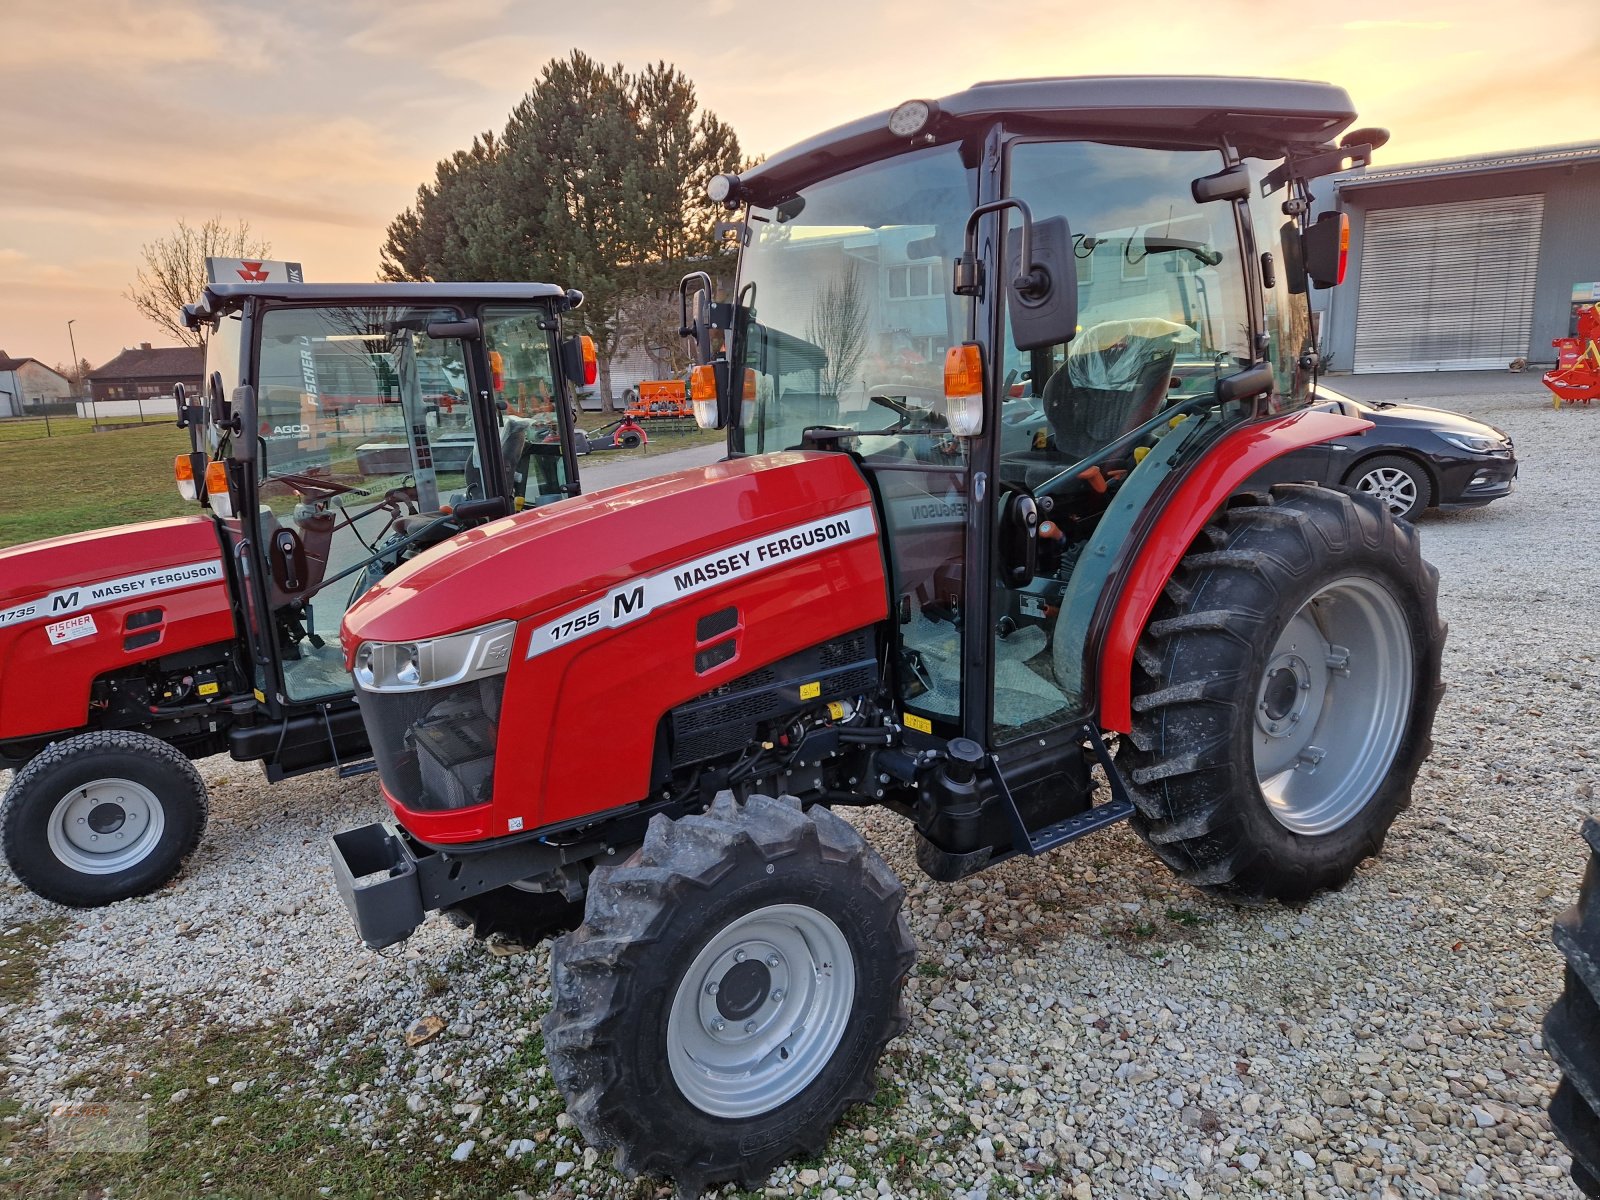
[1353,194,1544,372]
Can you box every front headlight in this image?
[353,619,517,692]
[1438,431,1507,454]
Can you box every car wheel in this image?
[1345,455,1431,522]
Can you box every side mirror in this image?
[1216,362,1276,404]
[207,371,231,428]
[1302,212,1350,289]
[1005,215,1078,352]
[425,317,482,340]
[1191,163,1251,204]
[231,384,258,463]
[560,335,597,386]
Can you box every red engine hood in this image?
[343,451,876,650]
[0,516,223,609]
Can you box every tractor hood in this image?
[0,516,223,614]
[341,452,879,655]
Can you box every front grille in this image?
[355,676,504,811]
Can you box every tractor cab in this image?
[182,282,593,771]
[687,77,1379,762]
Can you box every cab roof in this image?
[184,282,574,327]
[740,75,1359,204]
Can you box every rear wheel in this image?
[1,731,208,906]
[1545,818,1600,1197]
[543,793,914,1194]
[1120,484,1445,903]
[1345,454,1431,522]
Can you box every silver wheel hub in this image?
[1356,467,1417,515]
[46,778,166,875]
[666,902,855,1118]
[1254,577,1414,836]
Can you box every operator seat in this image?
[1041,319,1197,463]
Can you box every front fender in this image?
[1096,407,1372,734]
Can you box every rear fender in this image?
[1096,408,1372,734]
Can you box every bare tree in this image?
[807,259,871,400]
[126,217,271,348]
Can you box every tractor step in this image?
[1015,797,1134,854]
[992,723,1136,857]
[339,760,378,779]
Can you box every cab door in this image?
[985,138,1260,748]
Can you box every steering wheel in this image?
[271,472,373,502]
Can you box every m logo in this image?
[236,261,270,283]
[613,586,645,619]
[51,591,80,612]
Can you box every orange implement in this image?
[1544,304,1600,407]
[626,380,692,420]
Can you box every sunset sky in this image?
[1,0,1594,368]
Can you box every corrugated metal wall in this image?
[1327,159,1600,372]
[1353,195,1543,371]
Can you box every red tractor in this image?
[331,78,1444,1192]
[0,283,597,906]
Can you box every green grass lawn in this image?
[0,423,194,549]
[0,421,722,551]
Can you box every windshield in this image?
[250,303,530,702]
[735,144,976,457]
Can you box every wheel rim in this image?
[1253,576,1414,836]
[1355,467,1418,516]
[45,778,166,875]
[666,902,856,1118]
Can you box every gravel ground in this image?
[1,371,1594,1199]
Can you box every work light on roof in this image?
[707,173,739,205]
[887,99,937,138]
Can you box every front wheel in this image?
[1345,454,1431,521]
[543,794,915,1194]
[1,730,208,906]
[1120,484,1445,903]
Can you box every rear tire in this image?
[543,793,914,1194]
[1,730,208,906]
[1545,818,1600,1197]
[1119,485,1445,903]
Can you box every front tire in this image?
[1119,485,1445,903]
[1,730,208,906]
[543,793,915,1194]
[1545,818,1600,1197]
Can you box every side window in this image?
[483,307,567,508]
[1001,141,1252,488]
[1246,160,1315,410]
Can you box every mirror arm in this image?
[957,197,1046,299]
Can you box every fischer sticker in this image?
[45,613,97,646]
[0,560,223,632]
[527,506,878,659]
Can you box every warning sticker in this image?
[45,613,97,646]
